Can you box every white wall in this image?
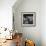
[41,0,46,46]
[13,0,41,46]
[0,0,16,29]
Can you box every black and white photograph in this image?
[21,12,36,27]
[23,14,33,24]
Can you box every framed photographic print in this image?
[21,12,36,27]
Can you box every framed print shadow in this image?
[21,12,36,27]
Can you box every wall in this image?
[13,0,41,46]
[41,0,46,46]
[0,0,16,29]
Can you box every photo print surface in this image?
[23,14,33,24]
